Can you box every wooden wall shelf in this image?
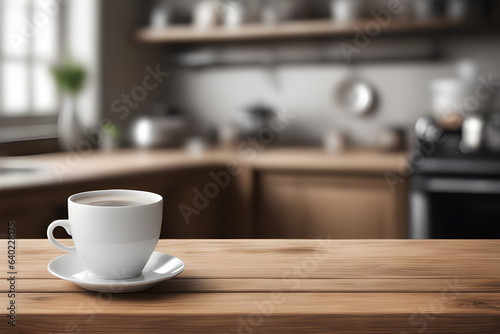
[135,18,499,44]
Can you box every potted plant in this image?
[51,58,86,150]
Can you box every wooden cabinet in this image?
[0,167,244,239]
[0,195,52,239]
[256,172,407,239]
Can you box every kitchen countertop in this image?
[2,239,499,333]
[0,148,407,191]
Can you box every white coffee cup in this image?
[47,189,163,280]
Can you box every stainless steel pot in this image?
[131,115,186,148]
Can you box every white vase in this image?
[101,133,119,152]
[57,94,82,150]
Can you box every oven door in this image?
[410,175,500,238]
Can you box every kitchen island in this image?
[0,148,405,191]
[0,149,409,239]
[1,239,499,333]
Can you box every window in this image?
[0,0,62,141]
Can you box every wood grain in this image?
[2,293,500,333]
[3,278,500,293]
[6,239,500,279]
[5,314,500,334]
[1,239,499,333]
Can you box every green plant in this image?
[51,59,86,94]
[101,121,121,139]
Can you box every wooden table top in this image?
[1,239,499,333]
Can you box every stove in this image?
[409,121,500,239]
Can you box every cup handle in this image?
[47,220,76,253]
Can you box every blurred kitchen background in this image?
[1,0,500,239]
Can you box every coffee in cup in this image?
[73,194,152,207]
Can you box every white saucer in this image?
[48,251,185,293]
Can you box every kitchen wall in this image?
[164,61,455,146]
[99,0,165,132]
[99,1,500,147]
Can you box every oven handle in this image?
[423,178,500,194]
